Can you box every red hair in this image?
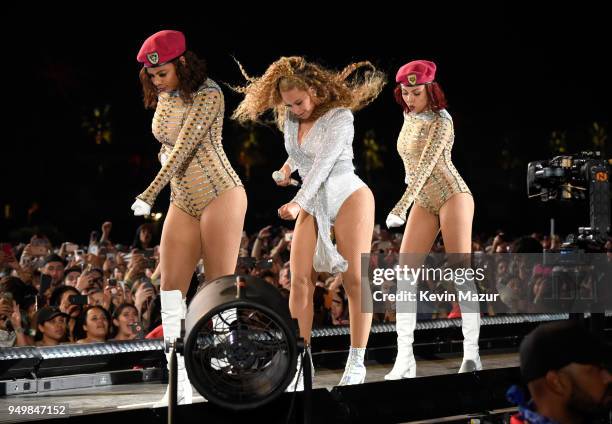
[393,82,448,113]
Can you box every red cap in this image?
[396,60,437,86]
[137,30,186,68]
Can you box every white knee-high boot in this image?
[385,273,417,380]
[384,311,417,379]
[154,290,193,407]
[459,312,482,372]
[457,273,482,372]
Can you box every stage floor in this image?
[0,349,520,423]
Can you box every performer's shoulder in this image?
[325,107,353,124]
[195,78,223,97]
[436,108,453,123]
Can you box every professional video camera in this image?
[527,152,610,315]
[527,151,610,249]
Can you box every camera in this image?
[527,152,610,311]
[528,151,610,249]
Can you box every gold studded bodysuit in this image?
[136,79,242,218]
[390,109,471,218]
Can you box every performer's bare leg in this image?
[155,203,202,406]
[332,187,375,385]
[401,204,440,255]
[160,204,202,293]
[200,186,248,280]
[334,187,375,348]
[288,210,318,345]
[439,193,481,372]
[385,204,439,380]
[439,193,474,254]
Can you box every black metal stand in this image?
[302,346,312,424]
[167,318,185,424]
[168,344,177,424]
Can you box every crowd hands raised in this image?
[2,222,611,348]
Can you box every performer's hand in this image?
[272,165,292,187]
[278,202,301,220]
[160,152,169,167]
[386,213,406,229]
[131,199,151,216]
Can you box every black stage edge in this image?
[22,367,522,424]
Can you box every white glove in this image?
[386,213,406,229]
[131,198,151,216]
[160,153,169,166]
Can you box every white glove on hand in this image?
[160,153,169,167]
[386,213,406,229]
[131,198,151,216]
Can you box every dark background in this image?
[2,7,610,245]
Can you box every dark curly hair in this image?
[139,50,208,109]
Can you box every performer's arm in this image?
[284,156,297,174]
[136,88,222,206]
[291,109,353,214]
[390,115,453,219]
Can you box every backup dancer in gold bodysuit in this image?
[385,60,481,380]
[132,30,247,405]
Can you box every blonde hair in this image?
[231,56,386,130]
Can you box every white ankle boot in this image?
[339,347,367,385]
[154,290,193,407]
[459,312,482,372]
[286,345,314,392]
[385,312,417,380]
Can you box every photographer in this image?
[50,286,83,342]
[39,254,65,292]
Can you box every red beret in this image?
[137,30,186,68]
[396,60,437,86]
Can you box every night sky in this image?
[2,8,610,245]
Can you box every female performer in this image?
[232,56,385,386]
[385,60,481,379]
[132,30,247,404]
